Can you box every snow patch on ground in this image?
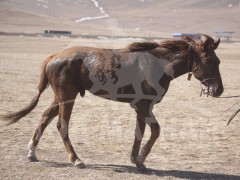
[75,0,109,23]
[36,0,48,8]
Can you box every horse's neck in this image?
[169,53,191,79]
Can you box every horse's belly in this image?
[87,75,165,105]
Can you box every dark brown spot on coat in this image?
[117,84,136,94]
[158,73,172,97]
[141,80,157,96]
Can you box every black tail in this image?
[2,55,54,125]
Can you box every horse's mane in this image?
[160,40,191,52]
[127,42,160,52]
[127,36,195,53]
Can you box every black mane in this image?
[127,36,195,52]
[127,42,160,52]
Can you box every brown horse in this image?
[3,34,223,170]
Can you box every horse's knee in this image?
[151,123,160,139]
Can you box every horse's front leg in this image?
[130,112,146,168]
[137,116,160,166]
[131,105,160,170]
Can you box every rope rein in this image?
[186,44,239,125]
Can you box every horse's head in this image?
[192,34,224,97]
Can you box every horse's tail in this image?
[2,55,54,125]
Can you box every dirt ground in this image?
[0,36,239,179]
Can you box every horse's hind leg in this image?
[28,98,59,162]
[56,89,85,168]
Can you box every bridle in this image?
[186,40,239,125]
[186,44,221,97]
[199,77,222,97]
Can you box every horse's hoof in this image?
[28,156,38,162]
[130,155,136,164]
[74,159,85,168]
[137,164,147,173]
[137,155,145,164]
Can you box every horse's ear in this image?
[201,34,217,51]
[212,38,220,50]
[202,38,212,51]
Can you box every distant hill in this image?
[0,0,239,39]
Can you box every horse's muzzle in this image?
[200,77,224,98]
[209,82,224,98]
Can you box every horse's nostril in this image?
[214,86,224,97]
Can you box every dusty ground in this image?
[0,36,239,179]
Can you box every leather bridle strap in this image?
[187,54,198,81]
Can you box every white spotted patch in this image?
[59,118,68,140]
[145,117,157,125]
[27,139,36,158]
[83,50,174,107]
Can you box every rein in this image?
[227,108,240,125]
[218,95,240,99]
[200,77,240,125]
[224,98,240,125]
[185,46,240,125]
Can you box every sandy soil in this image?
[0,36,239,179]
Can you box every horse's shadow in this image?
[42,161,240,180]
